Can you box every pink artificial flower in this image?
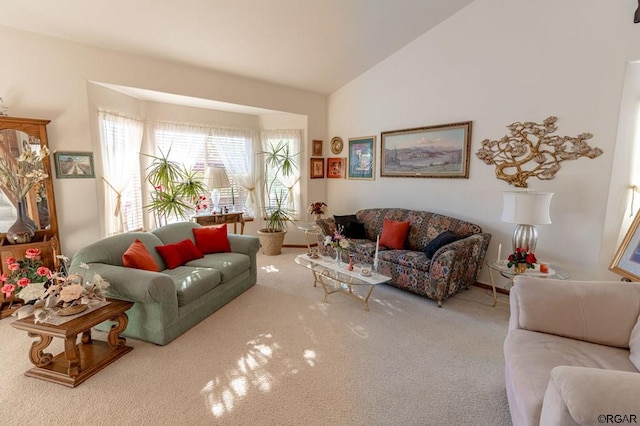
[8,263,20,272]
[37,266,51,277]
[0,273,6,282]
[25,248,41,260]
[4,257,15,265]
[1,283,16,297]
[17,277,30,287]
[59,283,84,302]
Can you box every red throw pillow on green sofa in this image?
[193,225,232,254]
[379,219,410,250]
[122,239,160,272]
[155,238,204,269]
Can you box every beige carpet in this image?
[0,248,512,425]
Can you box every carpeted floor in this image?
[0,248,512,425]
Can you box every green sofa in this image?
[70,222,260,345]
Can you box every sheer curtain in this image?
[150,121,208,168]
[213,127,260,216]
[98,110,143,235]
[260,129,302,219]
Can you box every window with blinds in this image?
[153,128,249,214]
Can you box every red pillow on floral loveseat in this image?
[122,239,160,272]
[379,219,411,250]
[155,238,204,269]
[192,225,232,254]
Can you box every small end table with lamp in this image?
[489,190,570,306]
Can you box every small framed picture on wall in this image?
[327,157,345,179]
[310,158,325,179]
[347,136,376,180]
[312,139,323,157]
[53,151,95,178]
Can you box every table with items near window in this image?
[488,260,571,307]
[192,212,245,234]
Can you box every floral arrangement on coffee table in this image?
[507,247,537,270]
[324,225,352,253]
[11,254,110,323]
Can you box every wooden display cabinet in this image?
[0,116,60,318]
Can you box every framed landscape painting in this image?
[54,151,95,178]
[380,121,472,178]
[347,136,376,180]
[610,209,640,281]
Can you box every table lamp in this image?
[501,191,553,253]
[204,167,230,213]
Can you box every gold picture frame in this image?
[312,139,323,157]
[610,208,640,281]
[381,121,472,178]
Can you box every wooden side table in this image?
[11,298,134,387]
[192,212,245,234]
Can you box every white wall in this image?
[328,0,640,284]
[0,25,327,254]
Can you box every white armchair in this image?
[504,276,640,426]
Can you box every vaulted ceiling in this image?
[0,0,474,95]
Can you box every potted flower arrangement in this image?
[307,201,327,220]
[507,247,537,273]
[0,248,51,315]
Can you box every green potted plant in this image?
[257,140,298,255]
[143,147,206,227]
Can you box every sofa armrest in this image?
[540,366,640,426]
[511,278,640,348]
[428,232,491,305]
[228,234,260,256]
[71,263,176,304]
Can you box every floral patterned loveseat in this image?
[315,208,491,307]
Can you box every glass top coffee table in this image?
[294,253,391,311]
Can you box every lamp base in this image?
[210,190,221,214]
[512,224,538,253]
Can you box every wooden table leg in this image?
[27,332,54,367]
[64,335,81,377]
[107,312,129,348]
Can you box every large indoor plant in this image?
[256,140,298,255]
[143,147,206,227]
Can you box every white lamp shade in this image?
[204,167,230,189]
[501,191,553,225]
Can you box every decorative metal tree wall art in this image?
[475,116,603,188]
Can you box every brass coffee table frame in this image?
[295,254,390,311]
[11,298,134,387]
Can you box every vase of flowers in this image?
[507,247,537,273]
[323,225,351,265]
[308,201,327,220]
[0,142,50,244]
